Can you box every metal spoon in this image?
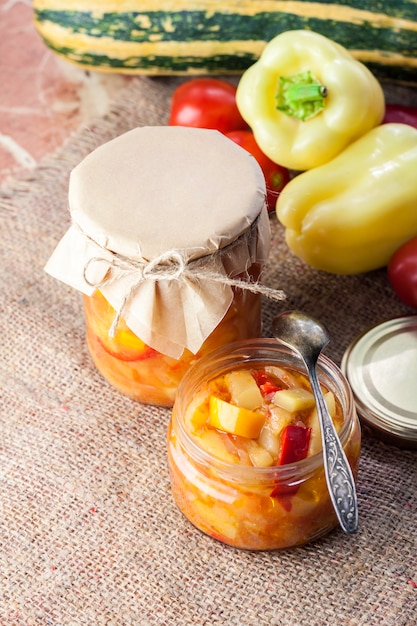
[272,310,358,535]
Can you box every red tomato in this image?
[225,130,290,212]
[383,104,417,129]
[387,236,417,308]
[168,78,248,133]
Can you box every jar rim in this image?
[172,338,357,480]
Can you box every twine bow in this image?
[83,247,286,340]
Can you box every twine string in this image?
[82,240,285,339]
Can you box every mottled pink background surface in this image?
[0,0,131,184]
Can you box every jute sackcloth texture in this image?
[0,76,416,626]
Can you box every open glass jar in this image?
[167,339,361,550]
[45,126,273,406]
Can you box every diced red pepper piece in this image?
[252,370,281,396]
[278,424,312,465]
[270,425,312,507]
[260,380,281,396]
[252,370,268,386]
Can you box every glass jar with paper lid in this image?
[45,126,280,406]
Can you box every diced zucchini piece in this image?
[258,423,280,460]
[246,440,274,468]
[194,429,238,463]
[273,388,316,412]
[268,405,294,435]
[225,370,263,410]
[209,395,265,438]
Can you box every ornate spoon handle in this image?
[307,361,358,535]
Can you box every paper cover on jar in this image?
[44,126,270,358]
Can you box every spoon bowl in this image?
[272,310,358,535]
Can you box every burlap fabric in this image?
[1,76,416,625]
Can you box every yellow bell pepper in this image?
[276,123,417,274]
[236,30,385,171]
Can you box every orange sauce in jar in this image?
[83,266,263,406]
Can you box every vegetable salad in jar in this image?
[83,270,263,406]
[44,126,274,406]
[168,339,361,550]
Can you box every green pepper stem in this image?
[285,84,328,103]
[275,71,327,121]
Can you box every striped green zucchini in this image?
[33,1,417,83]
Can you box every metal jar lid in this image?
[341,316,417,449]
